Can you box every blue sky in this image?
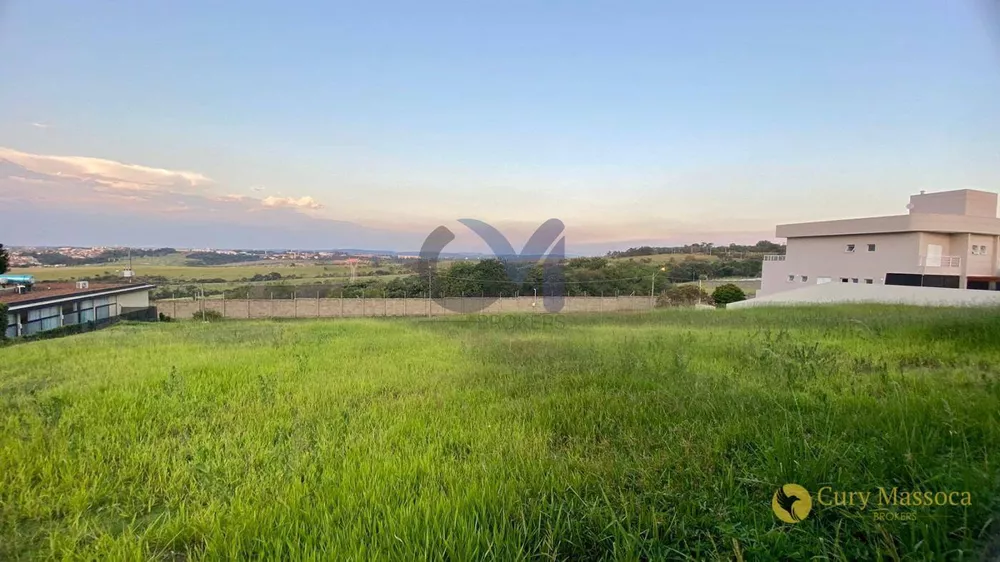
[2,0,999,252]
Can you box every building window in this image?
[787,274,795,282]
[865,279,874,284]
[972,245,988,256]
[817,277,831,284]
[851,278,859,284]
[845,244,856,253]
[972,245,980,255]
[800,275,809,283]
[867,244,876,252]
[841,278,849,283]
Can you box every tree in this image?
[712,283,747,307]
[657,285,712,307]
[0,243,8,274]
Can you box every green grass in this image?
[1,306,999,560]
[608,253,720,264]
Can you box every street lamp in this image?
[651,266,666,300]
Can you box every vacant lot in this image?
[1,307,999,559]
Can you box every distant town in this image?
[6,247,426,268]
[6,242,780,269]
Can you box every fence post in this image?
[340,291,344,317]
[246,293,250,318]
[223,294,227,318]
[317,294,320,317]
[293,292,297,318]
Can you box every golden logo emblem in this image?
[772,484,812,523]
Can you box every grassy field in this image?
[2,307,999,559]
[608,253,720,264]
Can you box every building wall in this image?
[964,234,998,277]
[117,290,151,311]
[761,233,920,296]
[908,189,999,218]
[729,283,1000,309]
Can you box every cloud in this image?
[0,146,328,212]
[31,122,50,129]
[262,195,324,210]
[0,146,212,192]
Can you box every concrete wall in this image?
[729,283,1000,309]
[156,296,655,320]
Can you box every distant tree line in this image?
[185,251,264,266]
[607,240,785,258]
[158,254,766,300]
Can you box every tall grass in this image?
[1,305,998,560]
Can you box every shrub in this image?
[194,309,225,322]
[711,283,747,307]
[158,312,174,322]
[657,285,712,307]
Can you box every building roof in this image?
[0,282,155,309]
[776,213,1000,238]
[776,189,1000,239]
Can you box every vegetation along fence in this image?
[156,296,657,320]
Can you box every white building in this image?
[760,189,1000,297]
[3,282,156,338]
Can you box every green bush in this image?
[656,285,712,307]
[17,322,97,343]
[194,309,225,322]
[711,283,747,307]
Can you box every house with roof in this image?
[759,189,1000,298]
[2,279,156,339]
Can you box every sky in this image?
[1,0,1000,254]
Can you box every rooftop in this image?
[0,282,155,308]
[776,189,1000,238]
